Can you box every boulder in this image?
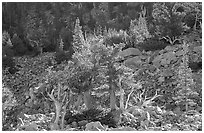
[78,120,88,127]
[85,121,106,131]
[124,56,143,68]
[118,48,141,58]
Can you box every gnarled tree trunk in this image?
[83,90,95,110]
[109,84,117,110]
[54,101,62,124]
[120,89,125,110]
[74,93,83,110]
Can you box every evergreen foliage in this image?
[152,3,184,38]
[129,6,151,45]
[173,42,198,111]
[72,18,86,53]
[104,29,130,47]
[54,39,71,64]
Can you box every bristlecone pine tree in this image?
[71,18,97,110]
[174,41,198,111]
[73,17,85,53]
[72,17,129,111]
[129,6,151,45]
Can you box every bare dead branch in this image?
[57,83,61,100]
[149,90,162,101]
[19,118,25,126]
[62,92,67,103]
[125,88,134,109]
[142,90,162,107]
[140,89,146,100]
[47,89,57,103]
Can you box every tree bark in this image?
[74,94,83,110]
[119,77,124,110]
[110,84,117,110]
[83,90,95,110]
[54,101,62,124]
[120,89,124,110]
[61,102,69,129]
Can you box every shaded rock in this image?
[49,123,59,131]
[165,45,175,51]
[85,121,106,131]
[124,56,143,68]
[71,121,77,128]
[64,109,118,128]
[118,48,141,58]
[78,120,88,127]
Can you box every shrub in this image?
[137,38,169,51]
[2,56,14,68]
[59,27,73,51]
[2,52,16,70]
[54,38,72,64]
[3,31,12,47]
[152,3,185,39]
[2,31,16,70]
[54,51,71,64]
[103,29,130,48]
[181,2,202,30]
[11,34,28,56]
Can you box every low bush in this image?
[11,34,28,56]
[136,38,170,51]
[54,51,72,64]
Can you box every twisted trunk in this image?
[74,94,83,110]
[119,77,124,110]
[61,101,69,129]
[110,84,117,110]
[54,101,62,124]
[84,90,95,109]
[120,89,125,110]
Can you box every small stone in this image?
[72,121,78,128]
[78,120,88,127]
[158,76,165,83]
[50,123,59,130]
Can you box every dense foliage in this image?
[2,2,202,131]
